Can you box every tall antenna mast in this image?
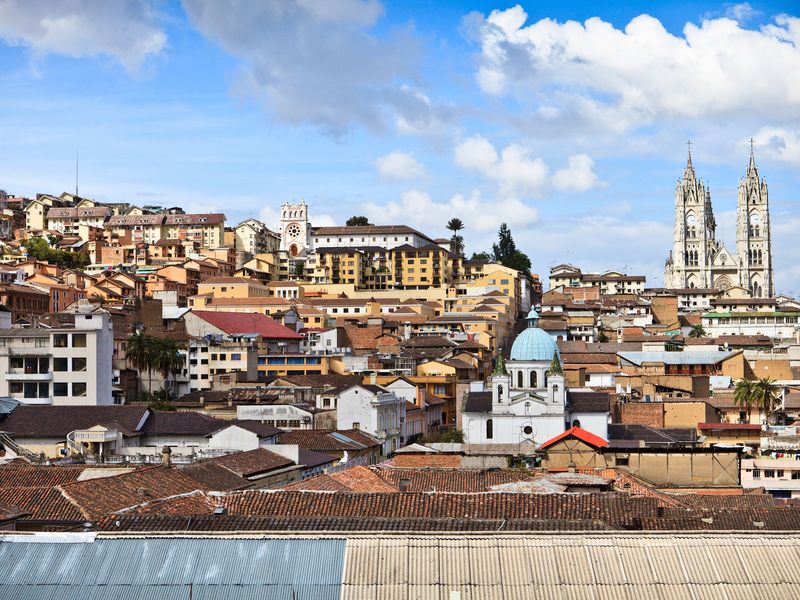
[75,150,79,197]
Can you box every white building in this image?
[462,309,568,447]
[186,334,260,392]
[336,384,406,455]
[0,304,113,406]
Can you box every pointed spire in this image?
[749,137,757,169]
[683,140,695,179]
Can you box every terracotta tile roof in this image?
[179,462,250,492]
[283,465,396,492]
[0,465,90,488]
[0,405,149,437]
[464,390,492,413]
[276,429,381,452]
[59,465,206,520]
[0,487,83,521]
[191,310,302,339]
[204,449,294,478]
[101,513,613,532]
[372,467,535,492]
[539,426,609,450]
[113,489,219,516]
[140,411,227,436]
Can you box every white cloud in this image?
[375,151,426,179]
[0,0,166,71]
[552,154,600,192]
[753,127,800,165]
[183,0,450,137]
[454,135,600,197]
[364,189,538,234]
[467,7,800,132]
[726,3,760,23]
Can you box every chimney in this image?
[399,478,411,492]
[199,394,205,406]
[161,445,172,467]
[370,373,377,385]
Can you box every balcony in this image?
[6,370,53,381]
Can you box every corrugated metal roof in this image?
[0,537,345,599]
[342,534,800,598]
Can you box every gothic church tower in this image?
[664,145,718,289]
[736,142,774,297]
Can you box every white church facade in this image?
[462,309,569,447]
[664,142,774,297]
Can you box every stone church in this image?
[664,143,774,297]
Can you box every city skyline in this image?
[1,1,799,292]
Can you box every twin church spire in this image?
[664,140,773,298]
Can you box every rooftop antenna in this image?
[75,149,79,197]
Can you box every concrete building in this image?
[0,304,113,406]
[549,264,646,295]
[336,384,406,455]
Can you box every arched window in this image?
[543,373,548,387]
[530,371,537,388]
[497,385,503,402]
[552,384,559,402]
[517,371,523,388]
[486,419,493,440]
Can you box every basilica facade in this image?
[664,144,774,297]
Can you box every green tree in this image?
[155,338,186,398]
[688,324,707,338]
[446,218,465,257]
[753,378,780,420]
[294,261,305,278]
[491,223,532,275]
[125,332,156,397]
[733,379,755,420]
[471,251,491,260]
[346,216,372,226]
[549,351,563,375]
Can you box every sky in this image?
[0,1,799,292]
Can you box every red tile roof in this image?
[192,310,302,339]
[539,426,609,450]
[698,423,762,431]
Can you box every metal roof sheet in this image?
[0,537,345,598]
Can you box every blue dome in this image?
[509,309,559,362]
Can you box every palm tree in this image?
[447,218,465,257]
[733,379,755,422]
[688,324,706,338]
[155,338,186,397]
[753,378,780,422]
[125,332,156,397]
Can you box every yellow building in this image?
[196,276,270,299]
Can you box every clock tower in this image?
[279,200,310,257]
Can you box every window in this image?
[791,472,800,480]
[517,371,523,388]
[231,353,241,360]
[211,354,218,360]
[72,358,87,372]
[616,456,630,466]
[35,338,47,347]
[53,383,68,396]
[9,382,22,394]
[765,469,775,478]
[752,469,761,479]
[54,334,68,348]
[53,358,68,372]
[72,334,86,348]
[530,371,538,388]
[353,422,361,430]
[486,418,493,439]
[72,382,87,397]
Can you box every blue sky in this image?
[1,1,799,292]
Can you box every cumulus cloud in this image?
[725,3,760,23]
[364,189,538,234]
[753,127,800,165]
[552,154,600,193]
[454,135,600,197]
[182,0,450,137]
[0,0,166,71]
[375,151,426,179]
[466,6,800,132]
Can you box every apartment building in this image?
[311,224,435,251]
[336,384,406,455]
[164,214,225,248]
[186,334,260,392]
[0,304,113,406]
[45,206,111,238]
[550,264,646,295]
[234,219,280,258]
